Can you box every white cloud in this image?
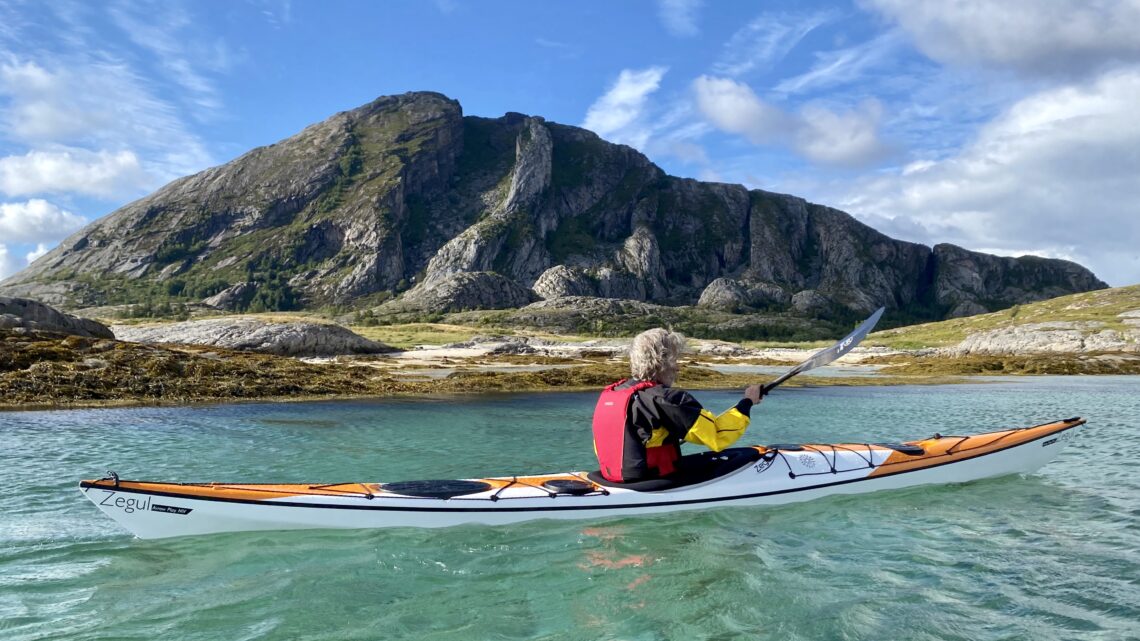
[25,243,49,263]
[582,67,669,149]
[862,0,1140,77]
[796,100,891,166]
[0,148,151,199]
[536,38,571,49]
[0,244,20,280]
[108,1,231,114]
[0,199,87,244]
[774,32,903,94]
[0,60,96,143]
[713,11,836,77]
[692,76,791,144]
[832,67,1140,286]
[693,76,890,167]
[658,0,702,38]
[0,59,213,182]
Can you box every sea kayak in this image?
[80,417,1083,539]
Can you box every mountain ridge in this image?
[0,91,1107,324]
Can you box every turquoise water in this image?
[2,377,1138,641]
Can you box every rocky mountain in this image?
[0,91,1107,324]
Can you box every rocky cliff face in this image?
[0,91,1108,322]
[930,244,1106,318]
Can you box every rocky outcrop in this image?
[0,91,1108,323]
[498,296,671,333]
[618,227,667,299]
[394,271,536,312]
[791,290,833,314]
[698,278,749,311]
[749,282,790,307]
[0,296,114,338]
[595,267,645,300]
[112,318,391,357]
[698,278,790,311]
[532,265,595,299]
[947,321,1140,355]
[202,282,257,310]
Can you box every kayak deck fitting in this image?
[80,417,1085,539]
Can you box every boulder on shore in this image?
[0,296,114,338]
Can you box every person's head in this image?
[629,328,686,386]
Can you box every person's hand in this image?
[744,384,763,403]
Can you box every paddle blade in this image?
[762,306,885,393]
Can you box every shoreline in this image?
[4,326,1135,413]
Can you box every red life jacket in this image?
[592,379,678,482]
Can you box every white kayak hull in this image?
[80,418,1084,539]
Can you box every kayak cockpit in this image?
[587,446,765,491]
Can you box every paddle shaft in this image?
[759,306,885,396]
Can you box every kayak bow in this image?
[80,417,1084,539]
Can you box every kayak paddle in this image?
[760,306,885,396]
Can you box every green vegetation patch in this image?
[550,131,609,189]
[546,215,598,262]
[349,323,490,349]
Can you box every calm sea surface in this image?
[2,377,1138,641]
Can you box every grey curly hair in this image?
[629,328,686,386]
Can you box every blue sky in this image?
[1,0,1139,286]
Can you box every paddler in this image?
[593,328,763,482]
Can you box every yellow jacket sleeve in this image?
[682,407,750,451]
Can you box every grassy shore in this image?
[868,284,1140,349]
[8,285,1137,411]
